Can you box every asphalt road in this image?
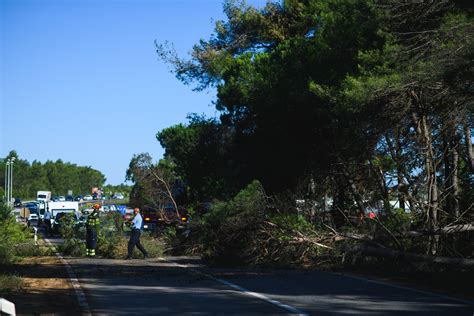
[62,256,474,316]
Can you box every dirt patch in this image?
[1,256,82,315]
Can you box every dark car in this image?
[51,196,60,202]
[14,198,22,207]
[66,195,74,201]
[74,195,83,201]
[142,206,190,231]
[24,202,38,212]
[51,212,83,235]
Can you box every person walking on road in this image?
[126,207,148,259]
[86,203,100,257]
[43,209,52,237]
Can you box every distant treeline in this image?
[1,150,129,199]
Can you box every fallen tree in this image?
[333,222,474,242]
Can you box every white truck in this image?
[37,191,52,202]
[47,201,79,218]
[47,201,80,235]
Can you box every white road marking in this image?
[44,238,91,315]
[165,259,309,316]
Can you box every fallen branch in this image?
[402,223,474,237]
[334,222,474,241]
[292,237,334,250]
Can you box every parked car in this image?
[58,196,66,202]
[51,212,83,235]
[113,193,125,200]
[66,195,74,201]
[83,195,93,201]
[102,204,117,212]
[24,202,38,213]
[27,213,39,227]
[74,195,83,201]
[51,196,60,202]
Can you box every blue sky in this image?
[1,0,266,185]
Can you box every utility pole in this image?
[5,160,10,205]
[10,157,15,207]
[3,161,7,202]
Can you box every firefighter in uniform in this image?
[86,203,100,257]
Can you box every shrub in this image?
[197,180,268,264]
[0,274,23,294]
[57,213,85,256]
[0,202,32,264]
[97,212,125,258]
[14,241,44,257]
[136,233,164,258]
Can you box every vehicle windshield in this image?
[52,209,76,217]
[38,194,47,199]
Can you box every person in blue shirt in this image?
[126,207,148,259]
[43,209,52,237]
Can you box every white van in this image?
[47,201,79,218]
[37,191,52,202]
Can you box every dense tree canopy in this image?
[1,150,106,199]
[158,0,389,196]
[157,0,473,246]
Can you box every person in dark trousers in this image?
[86,203,100,257]
[126,207,148,259]
[43,209,52,237]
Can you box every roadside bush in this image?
[0,274,23,294]
[57,213,85,256]
[14,241,44,257]
[97,212,125,258]
[98,231,164,259]
[197,180,268,264]
[59,238,86,257]
[177,181,335,267]
[133,233,164,258]
[0,202,32,265]
[383,208,415,234]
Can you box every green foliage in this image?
[156,0,473,262]
[157,0,388,196]
[203,180,266,225]
[157,115,235,201]
[136,233,164,258]
[0,274,23,294]
[0,201,33,264]
[383,208,416,235]
[58,213,86,257]
[270,213,314,241]
[97,212,125,258]
[196,180,268,263]
[14,241,45,257]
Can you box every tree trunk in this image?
[412,108,439,255]
[395,127,406,211]
[385,129,406,211]
[444,114,460,219]
[341,164,366,217]
[451,144,460,218]
[462,114,474,173]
